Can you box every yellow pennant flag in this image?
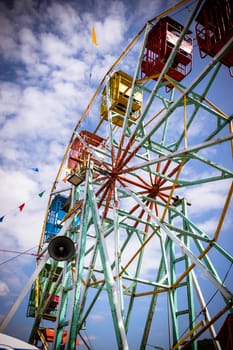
[64,168,72,174]
[92,25,99,46]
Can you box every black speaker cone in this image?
[48,236,75,261]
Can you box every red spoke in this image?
[135,174,151,188]
[96,179,110,197]
[118,175,150,190]
[160,184,180,191]
[115,154,182,228]
[113,181,119,208]
[149,168,154,186]
[158,192,170,204]
[138,190,150,195]
[157,191,178,200]
[129,203,140,215]
[96,159,112,172]
[115,132,126,169]
[116,135,136,169]
[95,175,109,183]
[154,201,159,217]
[111,142,116,168]
[97,181,111,209]
[157,160,172,185]
[118,141,141,170]
[98,160,112,172]
[102,184,113,218]
[159,163,181,186]
[155,161,161,184]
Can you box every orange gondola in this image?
[36,328,79,346]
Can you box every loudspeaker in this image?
[48,236,75,261]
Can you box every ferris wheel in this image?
[1,0,233,349]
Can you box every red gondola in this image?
[141,16,193,88]
[195,0,233,75]
[67,130,105,170]
[216,313,233,350]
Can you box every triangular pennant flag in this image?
[18,203,25,212]
[65,168,72,174]
[31,167,39,172]
[38,191,45,198]
[0,216,5,222]
[91,25,99,46]
[62,176,67,183]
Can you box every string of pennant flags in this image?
[0,190,46,223]
[0,22,99,223]
[0,167,72,223]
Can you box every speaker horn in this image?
[48,236,75,261]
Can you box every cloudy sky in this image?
[0,0,232,349]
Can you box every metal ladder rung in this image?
[37,329,50,350]
[176,281,188,288]
[176,309,189,317]
[174,256,186,264]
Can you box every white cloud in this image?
[197,217,219,235]
[0,82,22,117]
[183,180,231,216]
[0,281,10,296]
[90,313,105,321]
[96,17,126,49]
[0,14,18,60]
[18,27,39,66]
[40,32,74,64]
[46,3,81,38]
[50,57,87,83]
[0,169,38,208]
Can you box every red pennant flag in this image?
[62,176,67,183]
[18,203,25,212]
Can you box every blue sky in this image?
[0,0,232,349]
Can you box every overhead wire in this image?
[89,0,98,88]
[171,0,198,17]
[84,329,94,350]
[0,246,38,267]
[78,330,93,350]
[179,260,233,340]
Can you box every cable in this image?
[84,329,94,350]
[78,331,93,350]
[172,0,197,17]
[0,249,38,256]
[179,260,233,339]
[167,292,171,349]
[0,246,38,267]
